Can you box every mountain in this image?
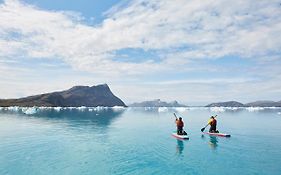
[205,101,244,107]
[245,101,281,107]
[0,84,126,107]
[206,100,281,107]
[129,99,187,107]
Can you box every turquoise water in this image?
[1,107,281,175]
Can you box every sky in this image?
[0,0,281,105]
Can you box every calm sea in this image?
[0,107,281,175]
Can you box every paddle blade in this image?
[201,127,205,132]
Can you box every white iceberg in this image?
[112,106,126,111]
[210,107,225,113]
[174,107,188,113]
[77,106,87,111]
[7,106,20,112]
[246,107,265,112]
[22,107,38,115]
[53,107,62,112]
[158,107,168,112]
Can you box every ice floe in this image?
[173,107,188,113]
[0,106,128,115]
[0,106,280,115]
[158,107,168,112]
[112,106,126,111]
[245,107,265,112]
[210,107,225,113]
[22,107,38,115]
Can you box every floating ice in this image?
[77,106,87,111]
[0,106,280,115]
[7,106,20,112]
[66,107,76,110]
[174,107,188,113]
[158,107,168,112]
[226,107,240,111]
[38,106,51,110]
[22,107,38,115]
[112,106,126,111]
[267,107,277,109]
[95,106,107,111]
[210,107,225,113]
[53,107,62,112]
[246,107,265,112]
[144,107,153,111]
[188,107,207,111]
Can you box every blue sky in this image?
[21,0,121,23]
[0,0,280,105]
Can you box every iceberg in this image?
[77,106,87,111]
[246,107,265,112]
[158,107,168,112]
[22,107,38,115]
[7,106,20,112]
[144,107,153,111]
[112,106,126,111]
[210,107,225,113]
[54,107,62,112]
[174,107,188,113]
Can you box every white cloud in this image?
[0,0,280,75]
[143,78,256,85]
[0,0,281,103]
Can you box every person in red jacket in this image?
[175,117,186,135]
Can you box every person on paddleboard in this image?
[175,117,186,135]
[208,116,218,133]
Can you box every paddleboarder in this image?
[173,113,188,137]
[201,115,231,137]
[175,116,188,136]
[175,117,184,135]
[207,116,218,133]
[201,115,219,133]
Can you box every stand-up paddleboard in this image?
[172,132,189,140]
[203,132,231,137]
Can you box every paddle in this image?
[201,115,217,132]
[173,113,178,120]
[200,124,209,132]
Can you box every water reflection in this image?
[0,109,125,131]
[201,135,218,149]
[34,109,124,126]
[176,140,185,155]
[208,136,218,149]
